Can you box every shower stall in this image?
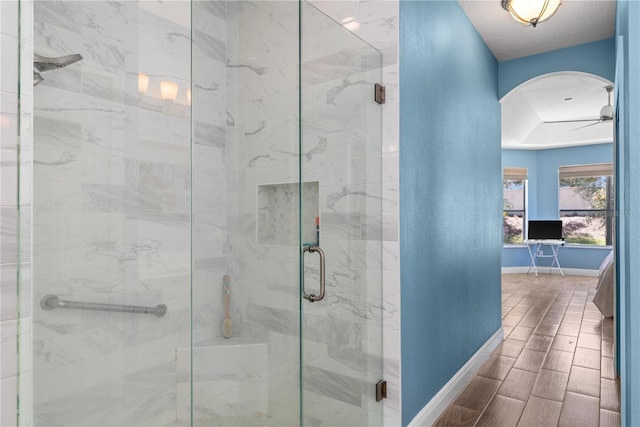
[16,1,383,425]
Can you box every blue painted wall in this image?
[499,38,615,98]
[502,144,614,270]
[614,1,640,425]
[399,1,501,424]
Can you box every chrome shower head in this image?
[33,53,83,86]
[34,53,83,72]
[33,70,44,86]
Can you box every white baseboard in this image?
[407,328,504,427]
[501,266,599,277]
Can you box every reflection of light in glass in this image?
[0,114,11,128]
[344,21,360,31]
[138,73,149,94]
[186,89,191,106]
[384,144,398,153]
[160,80,178,101]
[341,16,360,31]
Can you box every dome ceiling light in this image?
[501,0,562,28]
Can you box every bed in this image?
[593,250,614,318]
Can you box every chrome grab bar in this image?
[40,294,167,317]
[303,245,326,302]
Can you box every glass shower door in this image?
[191,1,302,426]
[21,1,193,425]
[19,0,381,425]
[300,3,384,426]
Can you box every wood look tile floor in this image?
[435,274,620,427]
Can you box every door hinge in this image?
[375,380,387,402]
[374,83,386,104]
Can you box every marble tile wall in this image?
[1,1,20,425]
[176,338,269,422]
[221,1,399,425]
[308,2,400,425]
[27,1,193,425]
[190,0,230,354]
[299,6,380,426]
[223,2,301,424]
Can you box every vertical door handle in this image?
[303,245,325,302]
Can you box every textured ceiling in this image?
[458,0,616,61]
[457,0,617,149]
[501,73,614,149]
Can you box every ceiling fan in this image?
[543,85,614,130]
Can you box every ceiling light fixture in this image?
[501,0,561,28]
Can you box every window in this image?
[559,163,614,246]
[503,167,527,244]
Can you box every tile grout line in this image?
[511,282,573,426]
[477,279,565,426]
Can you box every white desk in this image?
[524,239,565,277]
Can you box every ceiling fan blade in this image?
[571,121,603,131]
[543,118,600,124]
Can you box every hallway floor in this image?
[435,273,620,427]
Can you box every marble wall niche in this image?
[257,181,319,246]
[31,1,192,425]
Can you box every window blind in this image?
[559,163,614,178]
[503,167,528,180]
